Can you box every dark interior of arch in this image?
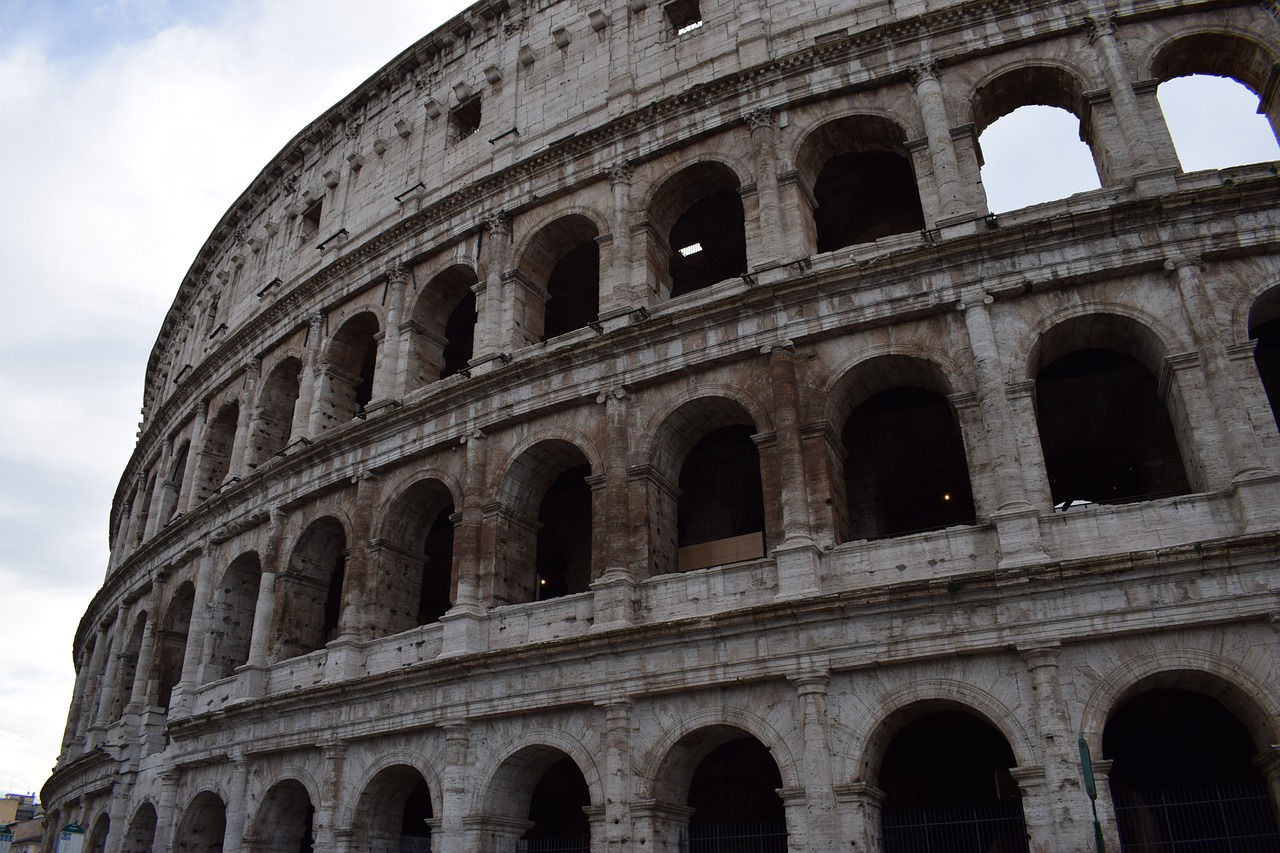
[155,582,195,712]
[254,782,314,853]
[254,358,302,463]
[442,291,477,377]
[668,191,747,297]
[277,519,347,659]
[536,464,592,600]
[419,504,455,623]
[879,710,1028,853]
[122,804,157,853]
[1036,348,1190,508]
[111,615,147,721]
[687,737,785,850]
[1103,687,1280,849]
[524,757,590,845]
[206,554,261,681]
[842,387,975,540]
[175,788,225,850]
[1251,316,1280,427]
[814,151,925,252]
[87,815,110,853]
[197,403,239,501]
[542,241,600,340]
[677,425,765,549]
[328,315,380,421]
[400,778,433,841]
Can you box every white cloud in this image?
[0,0,470,799]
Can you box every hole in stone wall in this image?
[813,151,925,251]
[668,192,747,297]
[450,96,482,141]
[536,464,592,600]
[665,0,703,35]
[523,757,590,848]
[542,241,600,341]
[1158,74,1280,171]
[677,425,765,567]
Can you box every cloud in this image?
[0,0,469,798]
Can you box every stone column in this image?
[1169,255,1268,482]
[835,782,885,853]
[1006,380,1054,510]
[1254,745,1280,828]
[337,471,379,641]
[475,212,511,360]
[154,769,181,853]
[372,265,410,405]
[124,610,159,715]
[958,292,1048,566]
[1020,644,1096,852]
[170,548,217,714]
[765,342,823,595]
[441,431,488,655]
[791,671,837,850]
[910,63,971,223]
[311,740,347,853]
[438,721,472,853]
[77,623,112,750]
[592,390,639,629]
[599,700,635,853]
[745,108,785,265]
[225,374,255,480]
[178,403,208,514]
[144,453,173,539]
[221,753,250,853]
[299,312,327,437]
[1085,15,1158,172]
[1089,758,1123,853]
[604,162,636,313]
[92,608,126,730]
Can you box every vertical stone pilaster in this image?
[125,607,159,714]
[604,162,636,313]
[78,623,112,749]
[173,548,216,712]
[593,390,639,629]
[179,403,208,515]
[337,470,380,642]
[221,753,249,853]
[1084,15,1157,173]
[438,721,472,853]
[155,769,181,853]
[834,782,885,853]
[599,699,635,852]
[958,292,1048,566]
[910,63,972,223]
[373,264,410,404]
[791,671,837,851]
[442,431,489,655]
[766,342,822,596]
[299,312,327,438]
[476,212,512,358]
[93,607,127,731]
[313,740,347,853]
[224,380,254,480]
[745,108,785,265]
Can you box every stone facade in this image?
[42,1,1280,852]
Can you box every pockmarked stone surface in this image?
[43,1,1280,852]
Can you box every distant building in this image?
[42,0,1280,852]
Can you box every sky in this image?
[0,0,1276,800]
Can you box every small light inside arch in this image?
[679,242,703,257]
[539,578,547,585]
[942,493,952,502]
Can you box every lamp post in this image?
[1078,735,1107,853]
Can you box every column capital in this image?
[481,210,511,237]
[1018,642,1062,670]
[743,106,776,131]
[1084,13,1117,43]
[907,61,940,87]
[605,160,634,187]
[596,387,629,404]
[1164,253,1203,274]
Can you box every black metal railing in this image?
[680,821,788,853]
[882,801,1030,853]
[398,836,432,853]
[516,835,589,853]
[1114,781,1280,852]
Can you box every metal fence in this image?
[1114,780,1280,852]
[516,835,589,853]
[882,801,1030,853]
[398,837,432,853]
[680,821,788,853]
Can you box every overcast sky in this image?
[0,0,1275,800]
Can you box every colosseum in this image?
[42,0,1280,851]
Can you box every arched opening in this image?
[111,612,148,720]
[251,357,302,465]
[1249,288,1280,428]
[86,815,110,853]
[649,162,747,298]
[195,402,239,501]
[878,709,1029,853]
[972,67,1103,212]
[158,442,189,525]
[677,426,766,570]
[495,441,594,605]
[408,265,479,387]
[796,115,925,253]
[687,737,786,852]
[154,582,194,711]
[273,518,346,660]
[1152,32,1280,165]
[1034,320,1192,509]
[379,478,457,634]
[841,386,975,541]
[250,780,314,853]
[1103,687,1280,849]
[352,765,434,853]
[204,552,262,681]
[322,312,380,426]
[524,757,591,852]
[519,215,602,343]
[175,792,226,853]
[122,803,157,853]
